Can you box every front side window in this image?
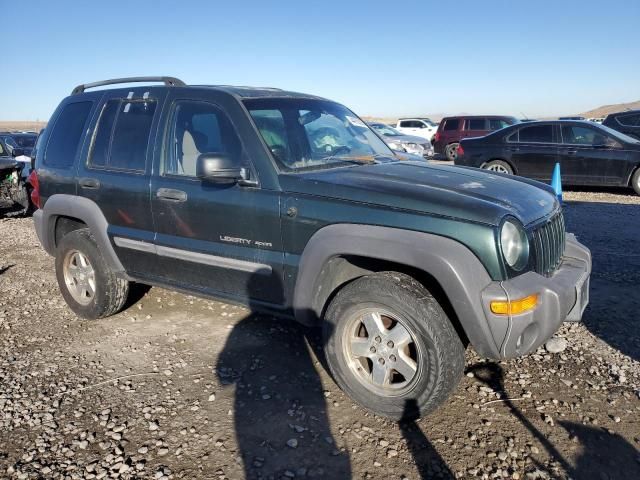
[518,125,553,143]
[45,101,93,167]
[165,100,244,176]
[443,119,459,131]
[246,99,394,172]
[89,99,156,171]
[561,126,613,146]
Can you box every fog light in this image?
[490,294,538,315]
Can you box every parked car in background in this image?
[0,142,33,216]
[603,110,640,140]
[0,132,38,157]
[456,120,640,194]
[368,122,433,158]
[559,116,585,121]
[588,117,604,124]
[395,118,438,141]
[433,115,519,161]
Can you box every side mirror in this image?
[11,148,24,157]
[196,153,243,184]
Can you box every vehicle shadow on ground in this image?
[216,272,351,479]
[215,273,457,479]
[467,362,640,479]
[563,200,640,362]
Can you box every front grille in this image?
[531,211,566,276]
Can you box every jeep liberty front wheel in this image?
[55,229,129,319]
[323,272,464,420]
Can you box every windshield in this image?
[596,123,640,144]
[371,124,402,136]
[2,136,18,148]
[245,99,395,172]
[418,118,436,126]
[13,135,36,148]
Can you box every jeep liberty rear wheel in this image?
[323,272,464,420]
[445,142,460,162]
[55,229,129,319]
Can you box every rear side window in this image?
[443,119,459,131]
[518,125,553,143]
[89,99,156,171]
[466,118,486,130]
[44,101,92,168]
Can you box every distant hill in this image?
[0,121,47,132]
[578,100,640,119]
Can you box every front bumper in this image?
[480,233,591,358]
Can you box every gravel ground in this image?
[1,191,639,480]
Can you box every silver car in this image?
[369,122,434,158]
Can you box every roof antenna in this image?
[520,111,529,120]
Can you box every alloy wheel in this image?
[342,308,421,396]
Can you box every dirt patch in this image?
[0,192,639,479]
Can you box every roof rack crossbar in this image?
[71,76,186,95]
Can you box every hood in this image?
[280,161,558,227]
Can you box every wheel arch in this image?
[292,224,501,358]
[34,194,125,274]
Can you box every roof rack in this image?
[71,76,186,95]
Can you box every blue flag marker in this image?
[551,162,562,203]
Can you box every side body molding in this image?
[292,224,501,358]
[34,194,125,274]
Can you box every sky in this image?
[2,0,639,121]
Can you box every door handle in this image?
[79,177,100,189]
[564,149,577,155]
[156,188,187,202]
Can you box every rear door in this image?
[509,124,559,181]
[76,88,166,274]
[559,124,629,185]
[148,92,284,305]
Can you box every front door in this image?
[148,96,284,305]
[559,124,629,185]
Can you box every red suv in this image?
[433,116,518,161]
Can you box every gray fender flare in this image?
[34,194,125,274]
[292,224,501,358]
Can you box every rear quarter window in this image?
[466,118,486,130]
[44,101,93,168]
[443,119,460,131]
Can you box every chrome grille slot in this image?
[531,211,565,276]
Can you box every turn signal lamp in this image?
[490,294,538,315]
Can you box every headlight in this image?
[388,141,404,151]
[500,219,529,270]
[403,142,425,155]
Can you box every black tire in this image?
[483,159,513,175]
[55,228,129,319]
[323,272,464,420]
[631,168,640,196]
[444,143,460,162]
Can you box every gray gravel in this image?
[1,189,639,479]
